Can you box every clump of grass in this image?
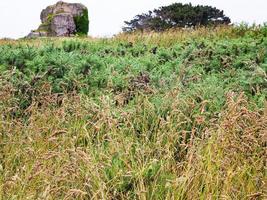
[176,93,266,199]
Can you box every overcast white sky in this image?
[0,0,266,39]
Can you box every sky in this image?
[0,0,266,39]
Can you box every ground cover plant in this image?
[0,25,266,199]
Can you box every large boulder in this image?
[50,13,76,36]
[27,1,89,37]
[41,1,87,23]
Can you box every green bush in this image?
[74,9,89,35]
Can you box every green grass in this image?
[0,25,266,199]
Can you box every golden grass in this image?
[0,25,257,47]
[1,89,266,199]
[114,26,242,46]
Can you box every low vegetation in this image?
[0,25,266,199]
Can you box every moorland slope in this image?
[0,25,266,199]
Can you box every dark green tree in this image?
[123,3,231,32]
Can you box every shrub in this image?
[123,3,231,32]
[74,9,89,36]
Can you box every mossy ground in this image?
[0,25,266,199]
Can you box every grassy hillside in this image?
[0,25,266,199]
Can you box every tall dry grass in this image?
[114,25,266,46]
[1,83,266,199]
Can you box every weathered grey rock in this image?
[41,1,87,23]
[27,1,88,37]
[27,31,48,38]
[50,13,76,36]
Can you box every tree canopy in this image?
[123,3,231,32]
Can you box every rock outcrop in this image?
[50,13,76,36]
[27,1,89,38]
